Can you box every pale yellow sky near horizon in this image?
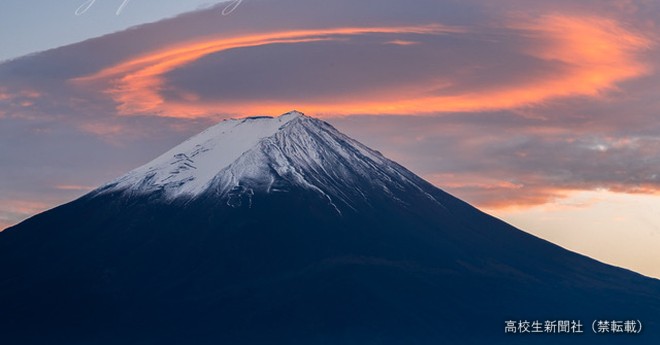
[490,190,660,279]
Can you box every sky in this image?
[0,1,231,62]
[1,0,660,278]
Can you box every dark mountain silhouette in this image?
[1,111,659,344]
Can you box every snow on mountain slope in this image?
[95,111,302,198]
[94,110,442,212]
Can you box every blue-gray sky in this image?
[1,0,660,278]
[0,0,231,62]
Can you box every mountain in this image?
[1,111,659,345]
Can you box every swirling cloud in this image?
[69,12,651,118]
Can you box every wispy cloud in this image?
[54,184,95,191]
[0,199,52,231]
[71,24,462,117]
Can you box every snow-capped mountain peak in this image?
[96,111,306,197]
[94,110,435,212]
[7,113,660,345]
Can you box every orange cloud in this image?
[0,88,41,102]
[0,221,13,232]
[72,15,651,118]
[384,40,420,46]
[0,200,51,215]
[426,172,567,209]
[0,88,9,101]
[508,14,651,95]
[0,199,52,231]
[54,185,94,191]
[286,14,652,115]
[78,122,128,137]
[428,170,660,211]
[72,24,461,117]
